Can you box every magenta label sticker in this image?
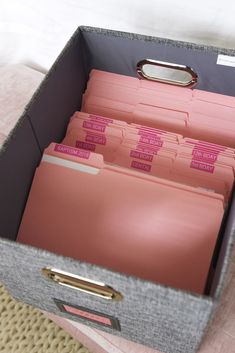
[130,150,153,162]
[85,133,106,145]
[192,149,218,163]
[64,305,112,325]
[197,141,226,151]
[54,299,121,331]
[89,115,113,124]
[138,127,164,135]
[75,140,96,151]
[138,131,161,140]
[140,136,163,147]
[83,120,106,132]
[131,160,151,172]
[190,160,215,173]
[187,140,226,152]
[139,132,161,140]
[137,144,159,155]
[54,144,90,159]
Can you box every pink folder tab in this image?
[79,109,184,140]
[72,110,183,142]
[88,69,193,101]
[131,124,183,142]
[17,142,224,294]
[85,79,193,119]
[183,119,235,148]
[184,138,235,156]
[189,112,235,132]
[66,112,143,141]
[66,118,125,140]
[89,69,138,88]
[70,113,182,145]
[82,95,188,134]
[64,126,178,168]
[133,133,178,150]
[82,94,235,147]
[178,144,235,171]
[84,80,188,108]
[193,89,235,107]
[191,99,235,122]
[83,70,235,148]
[54,144,91,159]
[113,145,174,178]
[73,111,127,126]
[89,69,235,109]
[171,154,234,202]
[65,114,180,155]
[133,143,177,157]
[47,143,104,168]
[62,131,120,162]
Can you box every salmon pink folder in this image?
[171,154,233,203]
[184,138,235,154]
[17,143,224,294]
[178,144,235,171]
[63,130,121,162]
[112,145,174,179]
[63,128,179,157]
[82,70,235,147]
[88,69,193,101]
[88,69,235,107]
[82,95,188,135]
[82,94,235,147]
[68,112,183,143]
[63,130,176,178]
[63,116,233,201]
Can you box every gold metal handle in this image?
[137,59,198,87]
[42,268,123,301]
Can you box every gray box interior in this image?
[1,26,235,353]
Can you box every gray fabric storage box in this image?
[1,26,235,353]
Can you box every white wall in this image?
[0,0,235,71]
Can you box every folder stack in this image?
[17,69,235,294]
[63,111,235,204]
[83,70,235,148]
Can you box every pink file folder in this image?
[17,143,224,294]
[63,113,234,203]
[68,112,183,142]
[63,129,179,158]
[171,154,233,202]
[88,69,235,107]
[178,144,235,170]
[83,95,187,135]
[88,69,193,101]
[184,138,235,155]
[82,70,235,147]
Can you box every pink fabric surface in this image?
[0,64,43,146]
[44,311,160,353]
[0,132,5,145]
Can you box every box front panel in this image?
[0,239,213,353]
